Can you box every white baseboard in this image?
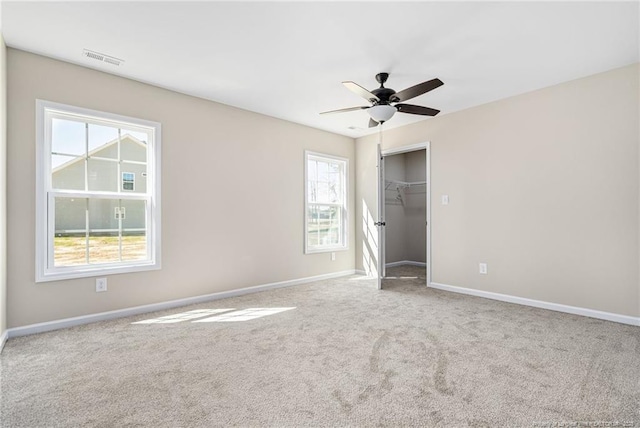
[7,270,357,339]
[355,269,368,276]
[429,282,640,327]
[386,260,426,268]
[0,330,7,354]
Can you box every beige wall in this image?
[1,32,7,337]
[7,49,355,328]
[357,63,640,317]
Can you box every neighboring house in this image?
[52,134,147,235]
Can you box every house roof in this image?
[52,134,147,173]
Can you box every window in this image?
[122,172,135,191]
[36,100,161,281]
[115,207,126,220]
[305,151,348,253]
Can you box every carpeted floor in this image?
[1,266,639,427]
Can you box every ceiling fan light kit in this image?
[368,105,397,123]
[321,72,444,128]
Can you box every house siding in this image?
[52,137,147,233]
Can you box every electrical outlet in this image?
[331,252,336,261]
[96,277,107,292]
[479,263,488,275]
[441,195,449,205]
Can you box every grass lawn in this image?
[54,235,147,266]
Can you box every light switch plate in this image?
[441,195,449,205]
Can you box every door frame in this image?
[378,141,431,286]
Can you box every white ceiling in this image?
[2,1,638,138]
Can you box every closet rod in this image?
[385,179,427,189]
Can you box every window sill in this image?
[305,246,349,255]
[36,261,161,282]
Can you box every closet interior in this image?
[384,149,427,277]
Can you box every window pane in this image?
[52,118,85,156]
[120,128,148,163]
[88,124,119,158]
[122,129,150,144]
[317,182,329,203]
[328,172,341,203]
[317,205,331,246]
[307,204,341,247]
[308,181,317,203]
[307,231,319,247]
[307,160,317,182]
[317,161,329,182]
[330,208,342,245]
[307,205,319,241]
[52,154,85,190]
[54,197,87,266]
[309,160,343,204]
[121,199,147,261]
[88,232,121,264]
[88,199,120,264]
[88,198,119,231]
[88,158,118,192]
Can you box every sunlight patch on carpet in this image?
[132,308,296,325]
[193,307,296,323]
[132,309,235,324]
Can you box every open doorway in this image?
[377,143,430,289]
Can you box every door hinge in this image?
[375,221,386,226]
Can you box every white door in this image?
[376,143,385,290]
[425,144,431,287]
[377,142,431,289]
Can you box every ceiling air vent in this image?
[82,49,124,67]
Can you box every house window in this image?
[122,172,135,191]
[305,151,348,253]
[36,100,161,281]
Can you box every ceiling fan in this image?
[321,73,443,128]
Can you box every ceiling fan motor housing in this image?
[371,87,396,105]
[373,73,396,104]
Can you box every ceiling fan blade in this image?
[392,78,443,102]
[343,81,380,103]
[369,118,379,128]
[320,106,370,115]
[396,104,440,116]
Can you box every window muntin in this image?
[37,100,161,281]
[305,152,348,253]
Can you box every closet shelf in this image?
[385,179,426,190]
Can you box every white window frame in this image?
[304,151,349,254]
[35,100,162,282]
